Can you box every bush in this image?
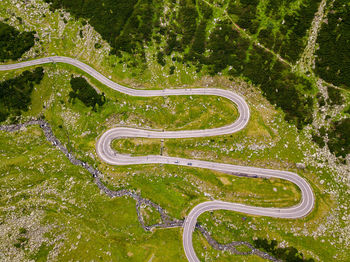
[165,0,199,56]
[190,20,207,55]
[69,76,105,110]
[156,51,166,66]
[198,0,212,19]
[344,107,350,115]
[279,0,322,62]
[253,237,314,262]
[0,67,44,122]
[312,132,325,148]
[0,21,36,61]
[327,118,350,158]
[19,228,27,234]
[327,86,344,105]
[316,92,325,107]
[169,66,175,75]
[94,43,102,49]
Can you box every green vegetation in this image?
[227,0,259,34]
[200,20,314,129]
[0,61,348,260]
[114,0,158,58]
[44,0,158,58]
[311,131,325,148]
[194,198,344,261]
[69,76,105,110]
[327,86,344,106]
[253,238,314,262]
[0,21,36,61]
[112,138,161,156]
[0,126,186,261]
[13,237,29,249]
[254,0,322,63]
[311,117,350,159]
[327,118,350,158]
[1,0,350,260]
[316,0,350,90]
[43,0,317,129]
[0,67,44,122]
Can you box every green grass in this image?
[193,230,267,262]
[0,126,187,261]
[194,205,341,261]
[140,205,163,227]
[99,164,301,220]
[112,138,162,156]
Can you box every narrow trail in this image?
[0,57,314,262]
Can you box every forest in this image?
[253,238,314,262]
[312,116,350,160]
[327,86,344,105]
[0,21,36,61]
[188,20,314,129]
[0,67,44,122]
[327,118,350,159]
[227,0,259,35]
[45,0,315,129]
[44,0,160,58]
[228,0,322,63]
[69,76,105,110]
[316,0,350,90]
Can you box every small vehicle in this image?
[187,162,192,166]
[175,160,179,164]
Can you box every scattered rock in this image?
[296,163,306,169]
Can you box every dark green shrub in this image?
[312,133,325,148]
[316,0,350,89]
[169,66,175,75]
[0,67,44,122]
[227,0,259,34]
[19,228,27,234]
[94,43,102,49]
[316,93,326,107]
[0,21,36,61]
[327,86,344,105]
[253,237,315,262]
[156,52,166,66]
[69,76,105,110]
[327,118,350,158]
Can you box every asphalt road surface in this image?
[0,57,315,262]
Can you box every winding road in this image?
[0,56,315,262]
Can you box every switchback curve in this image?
[0,56,314,262]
